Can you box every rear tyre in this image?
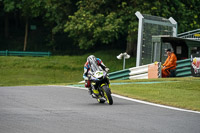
[102,85,113,105]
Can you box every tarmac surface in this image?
[0,86,200,133]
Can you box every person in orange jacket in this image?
[162,49,177,77]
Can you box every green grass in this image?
[0,51,199,111]
[111,77,200,111]
[0,50,135,86]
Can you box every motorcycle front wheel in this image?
[102,85,113,105]
[97,98,105,103]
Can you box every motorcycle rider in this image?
[83,55,109,95]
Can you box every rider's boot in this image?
[89,87,98,98]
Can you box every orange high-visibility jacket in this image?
[163,52,177,69]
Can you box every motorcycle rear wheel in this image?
[102,85,113,105]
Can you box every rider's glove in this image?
[105,68,109,72]
[84,77,89,81]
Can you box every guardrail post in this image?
[158,62,162,78]
[6,50,8,56]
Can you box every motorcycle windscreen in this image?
[90,62,102,72]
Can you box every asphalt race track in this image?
[0,86,200,133]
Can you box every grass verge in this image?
[0,50,135,86]
[110,77,200,111]
[0,52,199,111]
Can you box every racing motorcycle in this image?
[88,64,113,105]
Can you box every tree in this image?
[1,0,200,53]
[64,0,200,55]
[17,0,45,51]
[65,2,112,49]
[1,0,76,51]
[42,0,77,51]
[2,0,16,38]
[64,0,152,54]
[3,0,45,51]
[64,0,129,49]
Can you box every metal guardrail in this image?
[129,64,149,79]
[176,58,191,77]
[0,50,51,57]
[178,29,200,40]
[109,69,130,80]
[109,63,157,80]
[109,59,192,80]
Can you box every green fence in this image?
[109,69,130,80]
[108,58,192,80]
[0,50,51,57]
[176,58,191,77]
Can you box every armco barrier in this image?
[80,59,191,82]
[129,64,149,79]
[109,63,160,80]
[109,69,130,80]
[0,50,51,57]
[108,58,192,80]
[176,58,191,77]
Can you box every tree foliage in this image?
[1,0,200,53]
[64,0,136,49]
[65,0,200,50]
[43,0,75,34]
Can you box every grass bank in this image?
[1,52,199,111]
[110,77,200,111]
[0,50,135,86]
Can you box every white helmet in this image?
[87,55,97,66]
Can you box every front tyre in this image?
[97,98,105,103]
[102,85,113,105]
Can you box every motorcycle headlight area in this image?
[92,82,96,85]
[94,71,104,78]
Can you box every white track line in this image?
[50,85,200,114]
[112,94,200,114]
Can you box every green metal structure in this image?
[108,58,193,80]
[135,11,177,66]
[0,50,51,57]
[109,69,130,80]
[176,59,191,77]
[152,36,200,64]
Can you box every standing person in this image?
[83,55,109,94]
[162,49,177,77]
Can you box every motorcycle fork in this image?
[100,83,107,96]
[91,84,100,96]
